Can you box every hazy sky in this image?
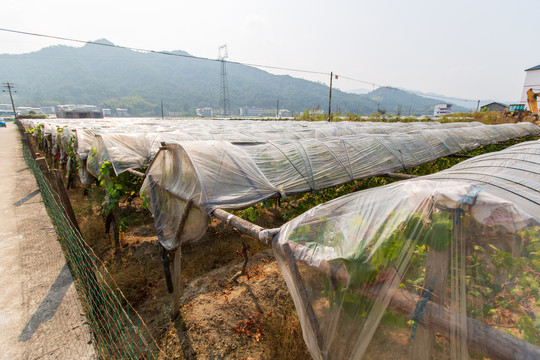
[2,0,539,102]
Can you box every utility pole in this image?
[161,100,164,119]
[3,82,17,119]
[276,99,279,118]
[476,100,480,111]
[328,72,333,122]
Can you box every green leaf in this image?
[426,222,452,251]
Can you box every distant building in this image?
[56,104,103,119]
[40,106,56,115]
[520,64,540,109]
[0,104,15,117]
[278,109,291,118]
[196,107,213,117]
[480,102,507,112]
[116,108,129,117]
[239,106,263,117]
[17,107,44,115]
[433,103,453,116]
[102,108,112,117]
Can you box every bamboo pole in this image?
[125,168,146,179]
[212,208,279,245]
[383,172,419,180]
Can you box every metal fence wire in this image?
[20,128,162,359]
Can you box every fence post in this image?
[52,168,81,233]
[23,132,38,160]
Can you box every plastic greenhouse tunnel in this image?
[273,139,540,360]
[20,117,492,181]
[141,122,539,251]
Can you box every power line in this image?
[332,75,382,89]
[0,27,490,104]
[0,27,329,76]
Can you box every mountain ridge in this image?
[0,40,467,116]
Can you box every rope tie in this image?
[455,185,481,225]
[410,286,433,339]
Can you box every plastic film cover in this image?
[274,140,540,360]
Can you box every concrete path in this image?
[0,122,94,359]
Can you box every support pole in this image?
[212,208,279,245]
[410,211,453,359]
[171,199,193,317]
[125,168,146,179]
[171,247,182,318]
[383,172,419,180]
[274,241,324,354]
[328,72,333,122]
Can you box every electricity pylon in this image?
[218,44,230,117]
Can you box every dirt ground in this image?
[70,184,312,359]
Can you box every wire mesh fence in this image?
[19,126,162,359]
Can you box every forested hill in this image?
[0,39,462,116]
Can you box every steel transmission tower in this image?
[218,44,230,117]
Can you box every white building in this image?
[433,103,453,116]
[116,108,129,117]
[239,106,263,117]
[0,104,14,116]
[40,106,56,115]
[16,107,44,115]
[56,104,103,119]
[196,107,213,117]
[520,64,540,108]
[278,109,291,118]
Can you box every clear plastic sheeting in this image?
[141,142,278,250]
[21,117,488,183]
[274,140,540,360]
[86,133,157,177]
[20,117,488,168]
[142,145,210,249]
[141,123,539,250]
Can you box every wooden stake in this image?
[35,157,58,192]
[171,246,182,318]
[24,132,38,160]
[410,218,452,358]
[274,241,324,354]
[52,169,81,233]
